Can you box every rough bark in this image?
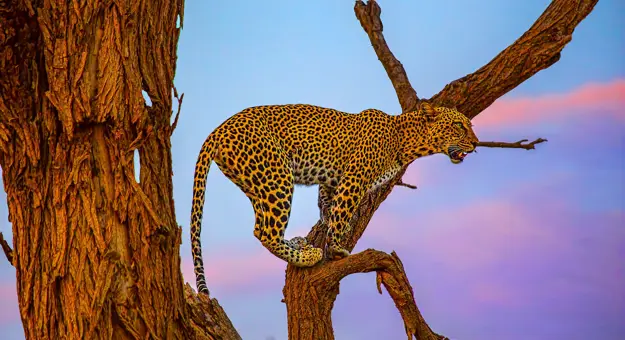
[0,0,237,339]
[284,1,598,339]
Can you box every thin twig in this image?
[0,232,14,266]
[396,179,417,189]
[477,138,547,150]
[171,87,184,134]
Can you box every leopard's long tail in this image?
[190,135,217,295]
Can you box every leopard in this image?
[189,102,479,294]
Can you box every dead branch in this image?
[477,138,548,150]
[376,252,448,340]
[395,179,417,189]
[284,1,598,339]
[354,0,419,112]
[171,87,184,134]
[0,232,13,266]
[312,249,446,340]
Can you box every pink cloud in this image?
[469,281,528,308]
[366,199,560,271]
[473,79,625,129]
[360,170,625,312]
[181,248,285,294]
[0,282,19,325]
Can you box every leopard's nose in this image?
[469,141,478,153]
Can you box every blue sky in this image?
[1,1,624,339]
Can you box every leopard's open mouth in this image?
[448,146,468,164]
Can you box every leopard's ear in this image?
[419,101,440,122]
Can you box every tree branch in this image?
[0,232,14,266]
[354,0,419,112]
[170,87,184,134]
[184,284,242,340]
[287,1,597,338]
[477,138,548,150]
[313,249,446,340]
[429,0,599,119]
[395,179,417,189]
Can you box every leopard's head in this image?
[421,102,479,164]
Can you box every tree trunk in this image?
[284,269,338,339]
[0,0,237,339]
[283,1,598,339]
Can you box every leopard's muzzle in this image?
[447,145,474,164]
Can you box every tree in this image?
[0,0,597,339]
[0,0,235,338]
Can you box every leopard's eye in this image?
[453,122,464,129]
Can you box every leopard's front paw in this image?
[288,236,310,250]
[301,247,324,266]
[327,243,350,260]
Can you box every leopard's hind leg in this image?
[215,124,323,267]
[255,179,322,267]
[250,200,265,240]
[227,175,323,267]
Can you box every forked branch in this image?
[302,0,595,338]
[354,0,419,112]
[286,1,597,339]
[478,138,548,150]
[170,87,184,134]
[314,249,446,340]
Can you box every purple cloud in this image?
[359,176,625,339]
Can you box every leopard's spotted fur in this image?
[189,102,478,294]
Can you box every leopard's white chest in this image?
[369,166,402,191]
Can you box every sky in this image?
[1,0,624,339]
